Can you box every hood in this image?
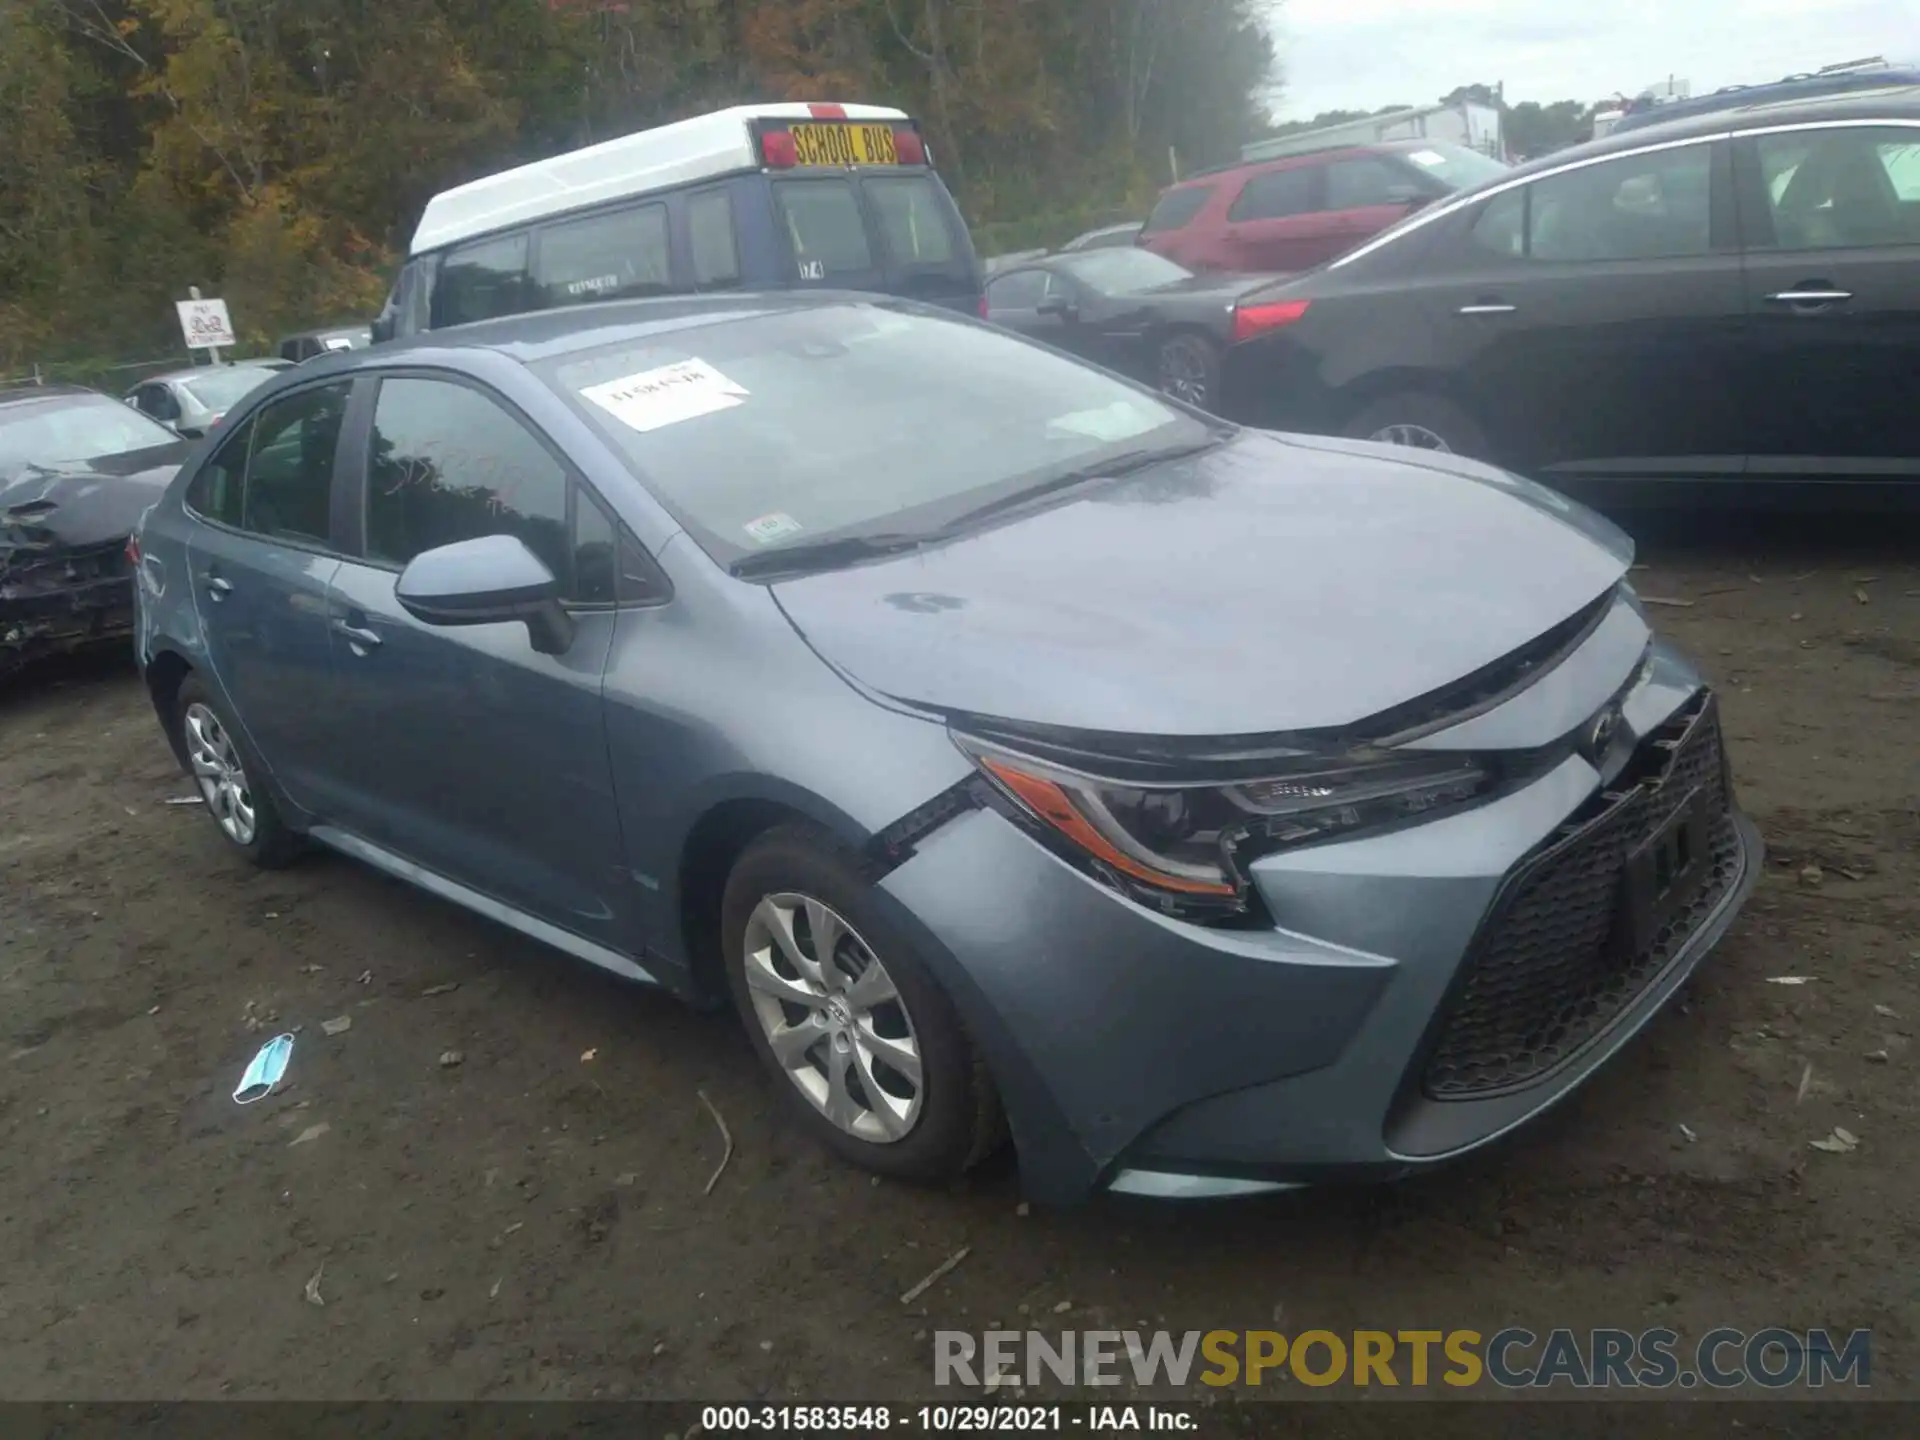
[1,457,181,567]
[771,431,1632,738]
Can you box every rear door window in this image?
[864,175,958,265]
[239,384,350,544]
[534,202,673,306]
[432,233,533,328]
[1228,167,1324,221]
[1142,186,1213,235]
[774,179,875,279]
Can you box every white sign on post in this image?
[176,298,237,350]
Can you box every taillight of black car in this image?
[1231,299,1311,344]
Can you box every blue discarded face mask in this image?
[234,1033,295,1104]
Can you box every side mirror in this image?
[369,315,394,345]
[395,533,575,655]
[1037,297,1078,321]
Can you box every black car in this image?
[278,326,372,363]
[1220,87,1920,507]
[0,383,187,680]
[985,248,1285,410]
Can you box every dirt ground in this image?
[0,511,1915,1405]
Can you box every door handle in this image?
[332,618,383,651]
[1766,287,1852,306]
[1458,303,1517,316]
[205,575,233,601]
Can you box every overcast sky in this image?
[1268,0,1916,119]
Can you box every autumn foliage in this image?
[1,0,1275,366]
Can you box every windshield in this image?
[1393,142,1510,192]
[0,395,179,470]
[539,302,1210,568]
[1056,248,1192,293]
[182,365,284,410]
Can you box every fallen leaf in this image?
[1865,1049,1890,1064]
[1678,1123,1698,1142]
[504,1221,523,1235]
[304,1263,326,1306]
[439,1049,465,1068]
[300,964,324,975]
[1854,588,1871,605]
[1873,1004,1901,1020]
[1809,1127,1859,1154]
[580,1047,598,1063]
[320,1015,352,1036]
[1796,1062,1813,1102]
[421,982,459,997]
[1765,976,1814,986]
[288,1122,330,1147]
[355,969,373,985]
[615,1172,638,1187]
[1837,868,1865,881]
[1641,596,1694,608]
[489,1277,502,1300]
[1798,865,1823,887]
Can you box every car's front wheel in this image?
[175,676,302,868]
[1342,391,1489,459]
[721,824,1004,1181]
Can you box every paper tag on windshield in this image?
[580,359,746,433]
[1049,401,1159,443]
[744,512,803,545]
[1409,149,1446,167]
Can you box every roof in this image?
[1575,82,1920,152]
[0,382,98,409]
[410,103,910,256]
[327,291,886,370]
[279,325,371,343]
[1614,65,1920,134]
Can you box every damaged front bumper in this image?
[0,539,137,678]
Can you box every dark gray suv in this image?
[130,294,1761,1204]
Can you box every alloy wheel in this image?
[1369,422,1454,453]
[182,701,257,846]
[1158,340,1212,407]
[741,892,924,1144]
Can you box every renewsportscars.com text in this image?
[935,1327,1871,1390]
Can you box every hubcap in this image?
[182,701,257,846]
[1369,422,1453,453]
[742,893,923,1144]
[1158,342,1211,407]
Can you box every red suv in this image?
[1138,140,1509,273]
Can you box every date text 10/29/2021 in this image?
[699,1407,1191,1433]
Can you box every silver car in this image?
[126,359,292,439]
[129,295,1761,1204]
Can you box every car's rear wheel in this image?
[1157,332,1222,411]
[721,824,1003,1181]
[175,676,301,868]
[1342,392,1489,460]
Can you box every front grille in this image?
[1421,693,1742,1100]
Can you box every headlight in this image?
[955,734,1491,914]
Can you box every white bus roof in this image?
[409,102,911,256]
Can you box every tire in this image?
[1156,331,1223,411]
[721,823,1004,1181]
[174,676,302,868]
[1342,392,1490,460]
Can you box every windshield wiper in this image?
[935,437,1225,533]
[729,531,936,580]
